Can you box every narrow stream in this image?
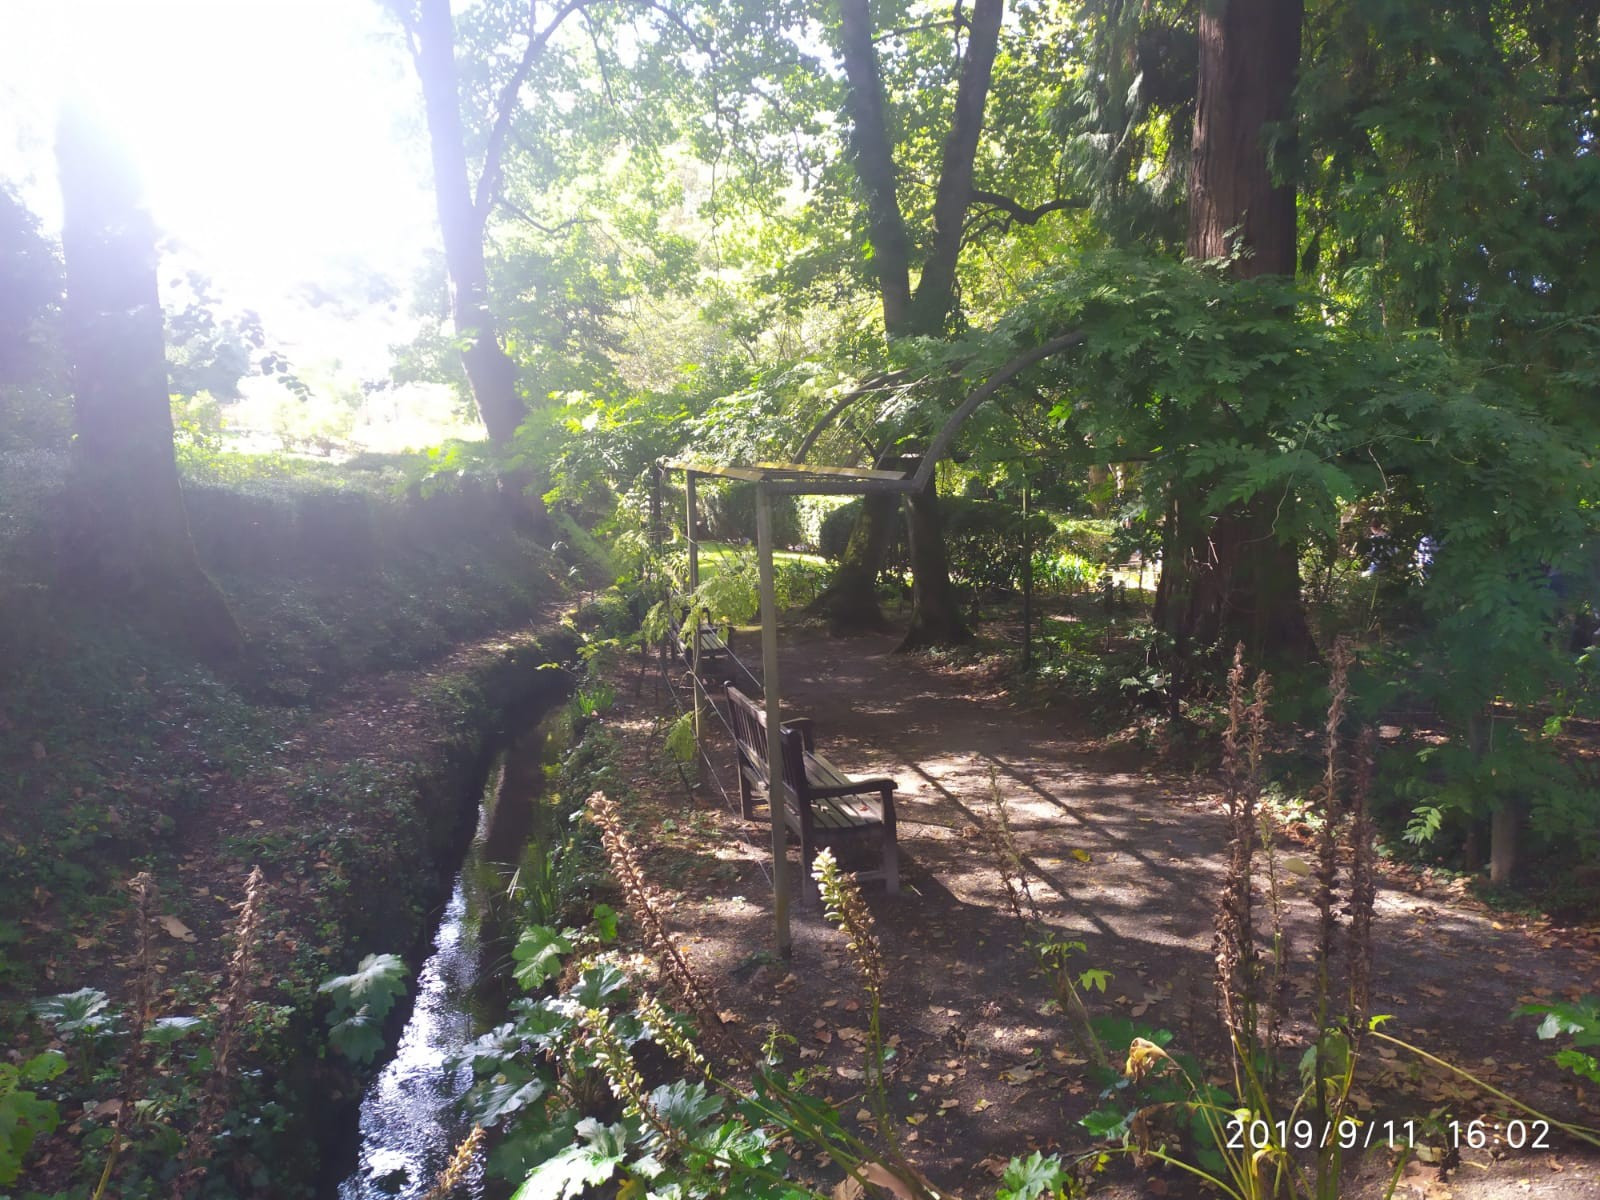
[337,878,483,1200]
[336,715,562,1199]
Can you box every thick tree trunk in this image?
[1157,0,1317,674]
[57,106,240,660]
[414,0,524,447]
[898,482,972,650]
[1186,0,1302,274]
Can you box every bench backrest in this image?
[725,685,806,802]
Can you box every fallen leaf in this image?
[159,915,196,943]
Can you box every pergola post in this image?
[1022,473,1033,669]
[756,484,793,956]
[685,471,700,593]
[685,471,701,762]
[649,460,664,548]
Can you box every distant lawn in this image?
[697,541,828,569]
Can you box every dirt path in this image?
[610,623,1600,1199]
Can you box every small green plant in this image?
[0,1050,65,1185]
[31,988,120,1077]
[319,952,410,1064]
[1515,995,1600,1087]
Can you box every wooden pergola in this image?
[656,460,921,955]
[651,328,1086,954]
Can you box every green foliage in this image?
[319,953,410,1065]
[1517,996,1600,1087]
[943,498,1058,595]
[512,926,574,992]
[663,709,698,765]
[31,988,119,1042]
[700,481,802,548]
[997,1150,1076,1200]
[0,1050,64,1185]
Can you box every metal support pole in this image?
[756,485,792,956]
[648,461,664,548]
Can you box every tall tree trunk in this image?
[414,0,524,447]
[1157,0,1317,674]
[907,0,1004,334]
[57,106,240,660]
[837,0,914,336]
[821,0,1000,645]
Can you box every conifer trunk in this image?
[57,106,241,660]
[1157,0,1317,674]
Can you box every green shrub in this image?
[319,953,410,1064]
[943,498,1057,594]
[698,481,801,548]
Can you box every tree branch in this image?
[473,0,591,229]
[496,198,592,237]
[968,189,1087,228]
[909,329,1087,491]
[794,370,915,463]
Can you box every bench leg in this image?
[882,832,899,896]
[738,772,755,821]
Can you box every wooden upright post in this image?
[756,485,793,956]
[686,471,702,761]
[1021,474,1033,669]
[685,471,700,593]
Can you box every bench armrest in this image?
[806,777,897,800]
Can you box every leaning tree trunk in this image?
[1157,0,1317,676]
[898,479,972,650]
[56,105,241,660]
[807,485,897,633]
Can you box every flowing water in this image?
[337,877,484,1199]
[336,717,561,1199]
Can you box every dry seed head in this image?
[586,794,723,1025]
[981,784,1039,926]
[813,849,883,995]
[584,792,750,1067]
[173,864,269,1199]
[1347,727,1378,1021]
[420,1126,484,1200]
[1123,1037,1171,1083]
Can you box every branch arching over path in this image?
[791,330,1087,484]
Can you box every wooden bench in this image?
[723,685,898,899]
[671,606,735,684]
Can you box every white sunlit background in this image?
[2,0,474,451]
